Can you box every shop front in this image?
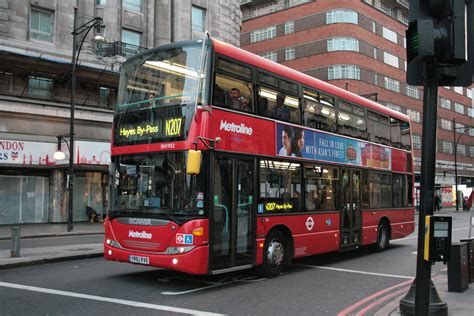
[0,138,110,225]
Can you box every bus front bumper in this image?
[104,244,209,275]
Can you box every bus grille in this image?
[123,240,161,250]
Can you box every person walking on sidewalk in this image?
[434,194,442,212]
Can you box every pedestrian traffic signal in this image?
[406,0,473,86]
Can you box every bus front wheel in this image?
[260,230,288,278]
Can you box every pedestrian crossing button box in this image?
[424,216,452,263]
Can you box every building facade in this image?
[241,0,474,207]
[0,0,241,225]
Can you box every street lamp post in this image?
[66,7,105,232]
[453,118,474,211]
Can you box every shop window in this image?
[213,73,253,112]
[304,165,339,211]
[259,160,301,214]
[337,101,366,140]
[303,89,336,132]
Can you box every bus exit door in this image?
[210,155,255,273]
[340,168,362,248]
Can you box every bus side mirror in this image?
[186,150,202,175]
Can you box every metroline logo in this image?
[219,120,253,135]
[128,230,152,239]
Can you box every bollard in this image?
[10,227,21,258]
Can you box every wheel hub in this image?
[267,239,284,267]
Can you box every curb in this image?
[0,251,104,270]
[0,232,104,241]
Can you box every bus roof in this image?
[212,38,410,123]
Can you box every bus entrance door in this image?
[210,155,255,273]
[340,168,362,249]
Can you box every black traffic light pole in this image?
[400,60,447,316]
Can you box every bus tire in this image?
[259,230,288,278]
[373,221,390,251]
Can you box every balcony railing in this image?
[97,41,148,58]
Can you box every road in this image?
[0,212,471,315]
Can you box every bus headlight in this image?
[106,239,122,249]
[165,246,195,254]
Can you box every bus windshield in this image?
[116,41,207,113]
[110,153,206,222]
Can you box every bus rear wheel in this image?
[373,221,390,251]
[260,230,288,278]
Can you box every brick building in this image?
[241,0,474,207]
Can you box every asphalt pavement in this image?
[0,208,473,315]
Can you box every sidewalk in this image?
[0,222,104,269]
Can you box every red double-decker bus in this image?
[104,38,415,277]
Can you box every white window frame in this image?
[412,134,421,149]
[440,98,451,109]
[328,65,360,80]
[261,51,277,62]
[407,109,421,123]
[382,27,397,44]
[384,77,400,93]
[30,8,54,42]
[250,26,277,43]
[442,141,453,154]
[454,102,464,114]
[326,10,358,24]
[383,51,399,68]
[327,37,359,52]
[406,85,419,99]
[285,21,294,35]
[440,119,452,131]
[285,47,295,61]
[457,144,466,156]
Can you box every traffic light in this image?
[406,0,473,86]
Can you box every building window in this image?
[454,102,464,114]
[455,123,465,133]
[383,52,399,68]
[412,134,421,149]
[382,27,397,44]
[457,144,466,156]
[327,37,359,52]
[454,86,463,94]
[123,0,141,12]
[440,119,452,130]
[468,107,474,118]
[99,87,113,107]
[439,98,451,109]
[467,89,472,99]
[442,141,453,154]
[96,0,106,5]
[384,77,400,93]
[406,85,419,99]
[326,10,358,24]
[28,77,53,97]
[328,65,360,80]
[192,6,205,32]
[285,48,295,60]
[385,103,401,112]
[30,8,53,42]
[250,26,276,43]
[407,109,420,123]
[122,29,141,46]
[285,21,294,35]
[470,146,474,157]
[261,51,277,62]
